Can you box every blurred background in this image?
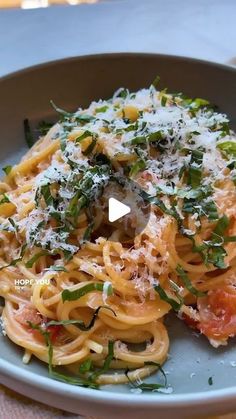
[0,0,98,7]
[0,1,235,418]
[0,0,235,79]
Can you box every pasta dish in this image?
[0,79,236,391]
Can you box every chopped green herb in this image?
[75,130,93,143]
[213,214,230,238]
[0,258,21,271]
[0,194,10,205]
[0,244,27,271]
[95,105,109,113]
[140,190,180,222]
[79,359,93,374]
[66,191,84,221]
[154,284,182,311]
[49,370,98,388]
[217,141,236,158]
[214,122,230,137]
[75,114,95,123]
[151,75,160,89]
[125,361,167,392]
[82,222,94,242]
[182,186,218,221]
[24,118,35,148]
[126,131,164,146]
[2,165,12,175]
[129,159,146,177]
[50,100,72,118]
[62,282,113,302]
[46,306,116,332]
[8,218,19,232]
[144,361,167,387]
[187,148,204,188]
[38,121,54,136]
[208,376,213,386]
[161,95,168,107]
[90,341,114,380]
[92,153,110,166]
[182,97,210,115]
[176,265,206,297]
[60,133,67,152]
[26,250,50,268]
[28,321,98,389]
[116,88,129,99]
[207,246,227,269]
[190,216,231,269]
[83,138,97,156]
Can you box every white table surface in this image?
[0,0,235,78]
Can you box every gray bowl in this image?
[0,54,236,419]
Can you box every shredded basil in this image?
[75,130,94,143]
[151,75,160,89]
[181,97,210,115]
[46,306,116,332]
[144,361,167,387]
[82,222,95,242]
[182,186,218,221]
[0,243,26,271]
[176,265,206,297]
[213,214,229,237]
[28,321,98,389]
[125,131,164,146]
[90,341,114,380]
[154,284,182,311]
[83,138,97,156]
[79,359,93,373]
[38,121,53,136]
[187,148,204,188]
[2,166,12,176]
[116,88,129,99]
[125,361,167,391]
[24,118,35,148]
[75,114,96,123]
[26,250,51,268]
[62,282,113,302]
[50,100,72,118]
[0,257,22,271]
[49,370,98,388]
[217,141,236,158]
[141,191,180,222]
[129,159,146,177]
[0,194,10,205]
[208,376,213,386]
[95,105,109,113]
[41,184,54,207]
[189,216,231,269]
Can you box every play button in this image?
[108,198,131,222]
[90,176,151,243]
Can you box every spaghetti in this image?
[0,82,236,390]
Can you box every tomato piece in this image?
[197,286,236,340]
[46,325,62,343]
[15,306,62,344]
[15,304,42,326]
[29,322,62,344]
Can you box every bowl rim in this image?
[1,355,236,407]
[0,52,236,408]
[0,51,235,83]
